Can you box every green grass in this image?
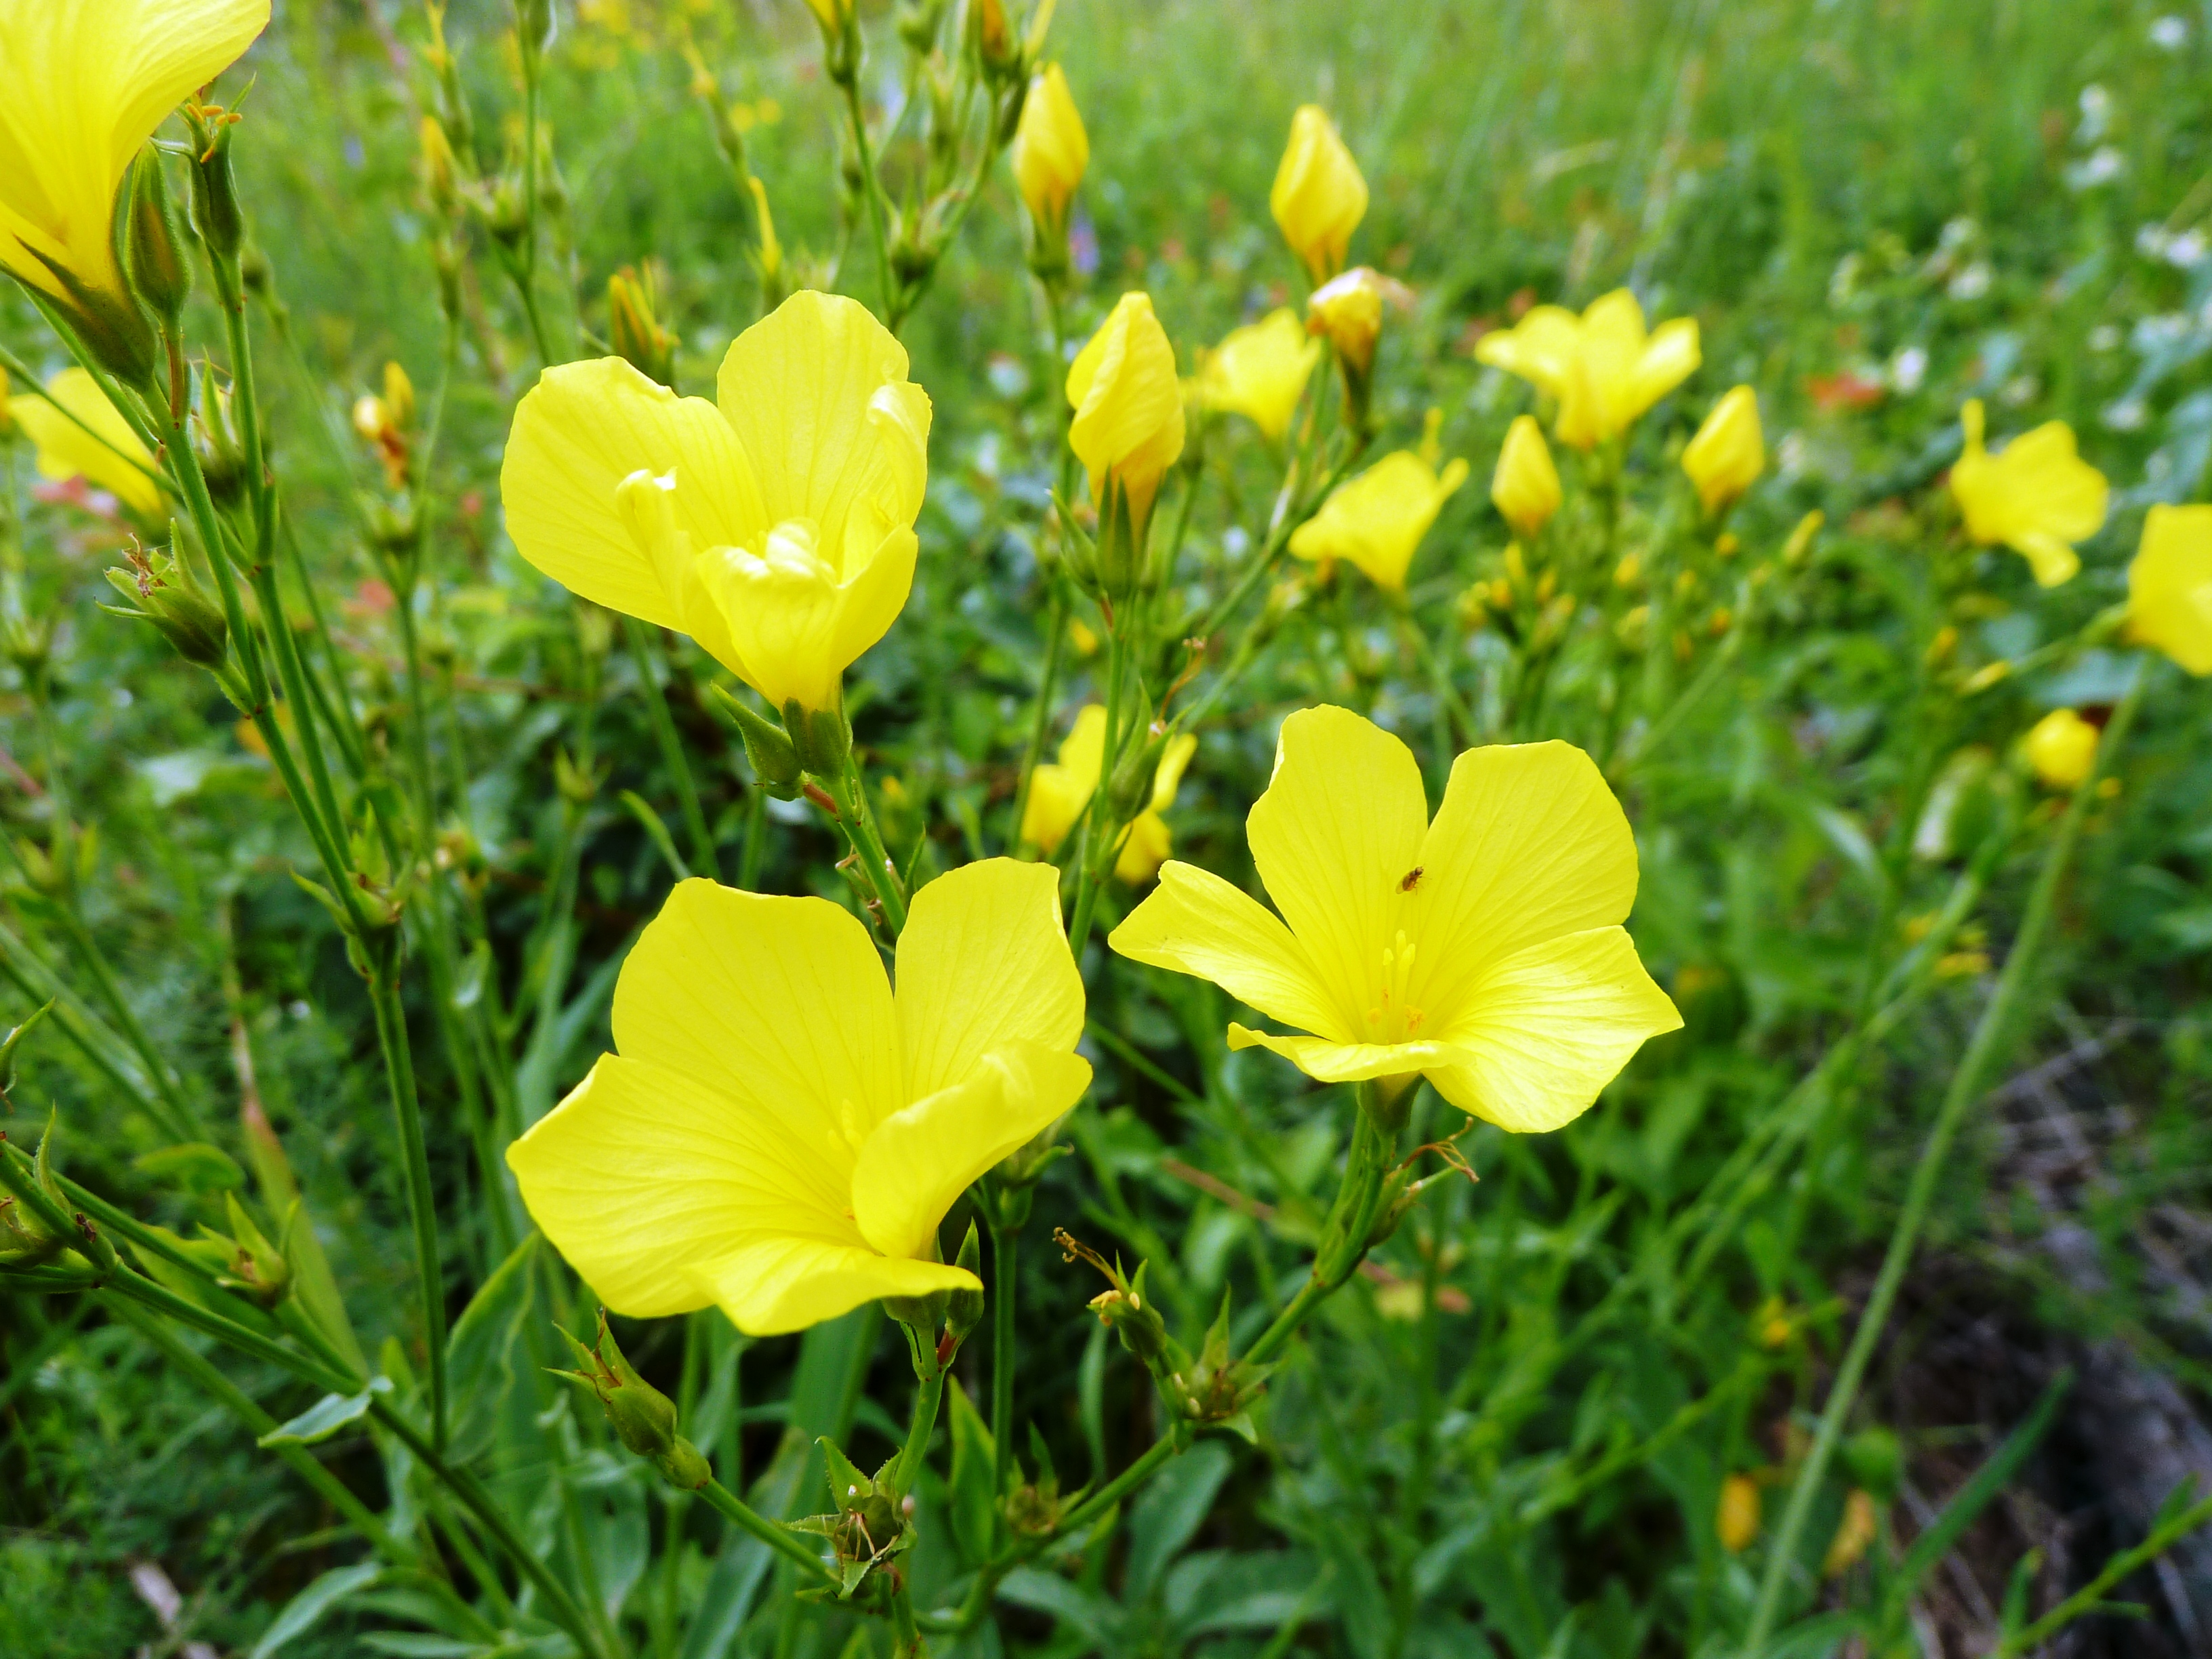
[4,1,2212,1656]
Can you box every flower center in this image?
[744,517,833,585]
[1364,928,1424,1043]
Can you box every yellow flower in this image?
[1011,65,1088,243]
[1718,1475,1761,1553]
[2024,708,2098,790]
[1110,706,1681,1130]
[1270,105,1367,283]
[1948,401,2106,588]
[1290,451,1471,596]
[1491,415,1561,539]
[1020,705,1197,884]
[1196,309,1319,441]
[0,0,267,348]
[2126,503,2212,674]
[7,368,163,517]
[501,290,931,717]
[1476,289,1701,451]
[508,860,1091,1336]
[1307,267,1391,378]
[1067,292,1185,543]
[1823,1490,1880,1578]
[1681,385,1764,513]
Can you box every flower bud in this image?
[123,146,192,329]
[945,1221,985,1341]
[1491,415,1561,539]
[1718,1474,1761,1552]
[1307,267,1407,429]
[0,1122,73,1270]
[1682,385,1765,514]
[969,0,1018,80]
[1782,508,1824,566]
[213,1191,292,1309]
[785,697,853,779]
[421,117,461,218]
[192,366,248,508]
[555,1309,712,1489]
[1056,1229,1171,1370]
[710,685,805,798]
[185,110,247,263]
[1067,293,1185,594]
[2024,708,2098,790]
[1011,65,1088,277]
[103,540,230,672]
[804,0,859,84]
[608,265,678,388]
[1271,105,1367,282]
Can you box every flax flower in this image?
[501,291,930,717]
[1477,290,1700,451]
[2024,709,2098,790]
[1011,65,1088,246]
[1196,309,1319,441]
[1682,385,1764,513]
[509,860,1090,1336]
[0,0,268,337]
[1021,705,1197,884]
[2127,504,2212,674]
[1948,401,2106,588]
[1290,451,1470,596]
[8,367,163,517]
[1271,105,1367,283]
[1111,706,1681,1132]
[1067,292,1185,544]
[1491,415,1561,539]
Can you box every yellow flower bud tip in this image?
[1823,1490,1880,1578]
[2127,503,2212,674]
[501,291,932,717]
[1476,288,1701,451]
[1614,553,1641,588]
[1012,64,1088,250]
[8,369,164,519]
[1195,309,1322,442]
[1718,1474,1761,1553]
[1307,266,1411,380]
[1715,531,1740,556]
[0,0,268,331]
[509,862,1091,1336]
[1067,292,1185,557]
[2024,708,2099,790]
[1492,415,1561,539]
[1962,660,2010,694]
[1108,705,1683,1134]
[1290,451,1469,596]
[1681,385,1765,513]
[1067,617,1100,657]
[1782,508,1824,566]
[1271,104,1368,282]
[1948,398,2108,587]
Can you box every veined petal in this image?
[825,516,920,682]
[0,0,268,303]
[1113,811,1172,885]
[693,1237,979,1337]
[10,368,161,516]
[714,291,930,561]
[695,516,914,713]
[1246,706,1428,1031]
[1408,741,1640,1031]
[1109,860,1348,1041]
[1628,317,1701,420]
[1425,926,1681,1133]
[1227,1024,1462,1084]
[897,859,1084,1102]
[851,1042,1092,1261]
[502,358,762,629]
[1474,306,1581,399]
[506,1053,861,1319]
[609,880,901,1169]
[1021,705,1106,855]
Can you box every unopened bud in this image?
[608,265,677,388]
[213,1191,291,1309]
[420,116,461,217]
[192,367,248,507]
[709,686,804,798]
[554,1310,712,1488]
[185,110,247,262]
[945,1221,985,1340]
[124,146,192,328]
[785,697,853,779]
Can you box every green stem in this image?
[837,69,899,325]
[1063,623,1129,955]
[621,615,715,876]
[695,1477,836,1584]
[989,1216,1018,1528]
[365,935,450,1454]
[1742,661,2148,1651]
[830,752,908,934]
[895,1349,947,1498]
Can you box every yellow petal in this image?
[1406,741,1640,1030]
[9,368,161,516]
[1424,926,1681,1132]
[0,0,268,305]
[851,1041,1091,1261]
[1111,860,1349,1041]
[896,858,1084,1102]
[1246,706,1429,1029]
[1269,104,1368,281]
[501,356,762,630]
[696,516,918,711]
[1149,731,1198,813]
[712,290,931,569]
[1474,306,1582,401]
[1067,292,1186,529]
[506,1052,860,1319]
[1627,316,1701,420]
[609,879,901,1168]
[1012,64,1088,231]
[1226,1024,1461,1084]
[1197,308,1320,441]
[1021,704,1106,854]
[1285,451,1468,594]
[2129,503,2212,674]
[693,1237,977,1337]
[1113,811,1172,885]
